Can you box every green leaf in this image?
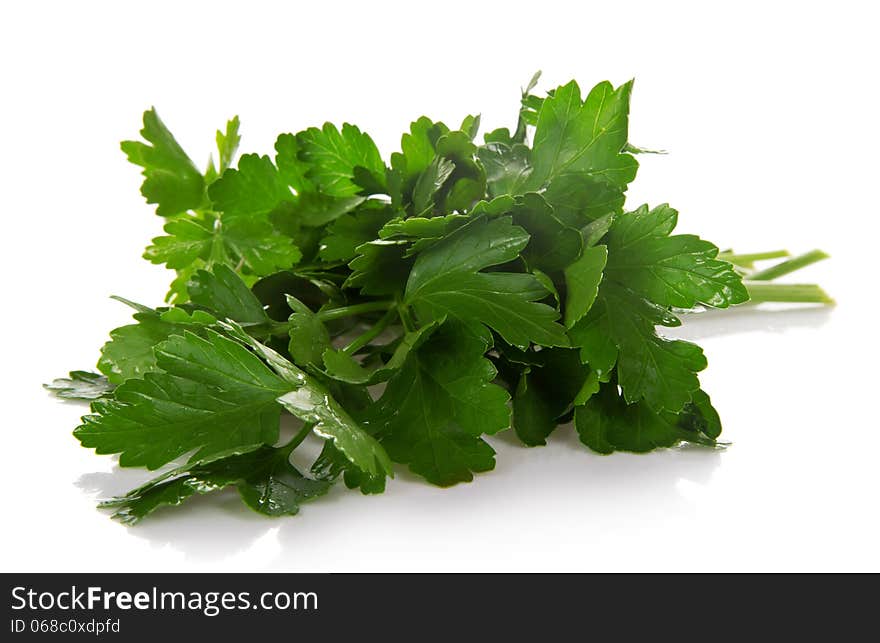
[405,216,568,349]
[390,116,448,180]
[568,204,746,413]
[278,390,392,480]
[216,116,241,174]
[319,202,395,262]
[224,323,394,479]
[277,192,366,228]
[220,216,302,274]
[380,213,470,241]
[311,441,385,495]
[166,264,199,305]
[97,316,170,384]
[605,204,749,309]
[79,330,289,468]
[543,173,625,226]
[459,114,481,140]
[100,445,331,524]
[371,321,510,485]
[379,212,471,256]
[512,348,588,446]
[234,447,333,516]
[143,217,213,270]
[510,192,582,272]
[601,284,706,412]
[208,153,290,218]
[121,108,205,216]
[573,369,601,406]
[274,133,312,193]
[145,213,300,277]
[412,157,455,216]
[624,143,667,155]
[575,383,717,454]
[522,80,638,192]
[574,395,615,455]
[581,212,615,247]
[297,123,386,197]
[45,371,114,401]
[96,306,216,385]
[433,130,487,212]
[346,240,412,297]
[188,265,269,324]
[286,295,331,367]
[477,141,531,198]
[564,245,607,328]
[677,389,722,440]
[518,77,546,130]
[566,305,617,382]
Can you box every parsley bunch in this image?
[48,74,831,523]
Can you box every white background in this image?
[2,1,878,572]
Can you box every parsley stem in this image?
[281,422,315,455]
[744,282,835,305]
[315,300,395,322]
[249,301,397,340]
[746,249,830,281]
[398,305,416,332]
[718,249,790,266]
[342,308,398,355]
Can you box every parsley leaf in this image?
[318,201,395,262]
[224,322,393,480]
[510,192,583,272]
[44,371,114,401]
[346,240,412,297]
[522,80,638,192]
[79,330,289,468]
[208,153,290,217]
[100,445,331,524]
[121,108,205,216]
[144,213,301,279]
[568,203,748,412]
[97,305,217,385]
[586,284,706,413]
[143,217,214,270]
[511,348,588,446]
[371,321,509,485]
[564,245,608,328]
[188,264,268,324]
[297,123,386,197]
[286,295,331,367]
[405,216,568,349]
[575,383,718,454]
[215,116,241,174]
[605,204,749,309]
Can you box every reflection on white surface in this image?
[72,427,723,567]
[666,305,833,340]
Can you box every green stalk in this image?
[279,422,315,456]
[398,305,416,332]
[247,301,397,341]
[747,249,830,281]
[744,282,835,305]
[718,249,789,267]
[315,300,395,322]
[342,308,398,355]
